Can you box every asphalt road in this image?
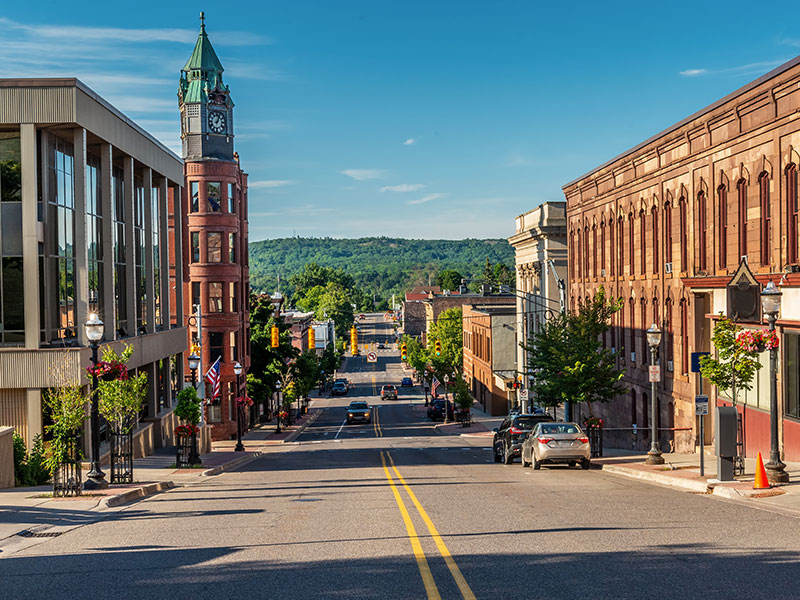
[4,314,800,599]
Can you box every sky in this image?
[2,1,799,241]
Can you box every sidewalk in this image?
[0,409,320,548]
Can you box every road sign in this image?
[695,395,709,415]
[366,351,377,363]
[519,389,529,402]
[691,351,710,373]
[648,365,661,382]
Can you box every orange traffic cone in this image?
[754,452,771,489]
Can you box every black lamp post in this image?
[762,281,789,483]
[443,375,450,424]
[84,313,108,489]
[645,323,665,465]
[188,351,200,388]
[234,361,244,452]
[275,381,282,434]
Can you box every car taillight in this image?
[537,437,553,444]
[509,426,524,434]
[577,436,589,443]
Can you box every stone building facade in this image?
[563,55,800,459]
[174,19,250,441]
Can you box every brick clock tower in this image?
[176,14,250,441]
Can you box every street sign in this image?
[519,389,529,402]
[648,365,661,382]
[695,395,709,415]
[366,351,377,363]
[691,351,710,373]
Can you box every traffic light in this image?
[435,339,442,356]
[308,326,315,349]
[401,342,408,361]
[350,326,358,355]
[271,324,279,348]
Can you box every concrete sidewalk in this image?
[0,408,320,548]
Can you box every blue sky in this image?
[2,1,799,240]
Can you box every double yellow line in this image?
[380,451,475,600]
[373,405,382,437]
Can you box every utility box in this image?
[716,406,738,481]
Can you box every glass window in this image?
[208,232,221,263]
[190,181,199,213]
[209,331,223,364]
[191,232,200,263]
[228,182,235,213]
[229,232,235,263]
[229,281,237,312]
[191,281,201,310]
[208,282,223,313]
[230,330,238,362]
[207,182,221,212]
[786,333,800,419]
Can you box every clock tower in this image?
[178,12,234,161]
[173,13,250,443]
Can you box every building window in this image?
[618,216,624,277]
[207,182,222,212]
[576,229,582,279]
[229,232,236,263]
[583,226,589,278]
[651,206,658,274]
[570,231,575,280]
[760,172,770,266]
[663,202,672,266]
[628,297,635,362]
[191,231,200,263]
[785,333,800,419]
[191,281,200,310]
[208,331,223,365]
[697,192,707,271]
[207,232,222,263]
[600,221,606,275]
[609,218,615,277]
[228,182,235,213]
[628,213,634,275]
[152,184,161,326]
[229,281,237,312]
[679,197,687,270]
[0,133,24,341]
[718,184,727,269]
[640,298,647,367]
[787,164,798,264]
[592,225,597,277]
[134,176,146,329]
[86,154,103,316]
[639,210,646,275]
[112,165,127,334]
[208,282,223,313]
[230,330,238,362]
[190,181,199,213]
[737,178,747,260]
[665,298,674,365]
[680,299,689,374]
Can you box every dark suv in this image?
[427,399,454,421]
[493,413,554,464]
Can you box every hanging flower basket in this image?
[86,360,129,382]
[736,329,779,353]
[175,424,200,438]
[235,395,254,408]
[583,416,604,429]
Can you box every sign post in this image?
[691,352,710,477]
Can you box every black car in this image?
[346,401,371,424]
[427,399,454,421]
[331,382,348,396]
[493,413,555,464]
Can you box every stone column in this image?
[143,168,155,334]
[123,157,136,334]
[73,128,89,346]
[20,124,40,349]
[100,143,115,340]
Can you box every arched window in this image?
[584,226,589,278]
[576,229,582,279]
[679,197,688,270]
[592,224,598,277]
[665,298,674,367]
[664,201,672,266]
[652,297,659,328]
[787,164,798,264]
[631,389,638,428]
[697,192,707,271]
[618,215,625,277]
[640,298,647,368]
[570,230,575,280]
[628,297,635,362]
[628,213,635,275]
[600,220,606,275]
[609,217,616,277]
[680,298,689,374]
[737,178,747,260]
[639,209,646,275]
[718,184,728,269]
[651,206,659,274]
[759,172,770,266]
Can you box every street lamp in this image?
[233,361,244,452]
[84,313,108,489]
[762,281,789,483]
[187,351,200,388]
[443,375,450,424]
[645,323,665,465]
[275,380,282,434]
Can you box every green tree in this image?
[402,335,430,383]
[427,307,463,378]
[699,315,762,405]
[437,269,463,291]
[174,387,202,425]
[317,282,355,339]
[526,287,625,415]
[452,374,474,411]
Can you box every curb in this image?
[200,452,263,476]
[99,481,175,508]
[282,409,322,443]
[600,464,711,493]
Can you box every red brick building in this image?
[171,17,250,440]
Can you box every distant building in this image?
[283,310,314,353]
[508,202,568,407]
[462,303,517,415]
[312,320,336,352]
[421,292,513,345]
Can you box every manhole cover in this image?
[17,530,63,538]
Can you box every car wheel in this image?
[493,443,502,463]
[521,452,530,468]
[533,457,542,470]
[568,461,576,468]
[503,444,514,465]
[581,459,591,470]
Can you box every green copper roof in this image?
[182,20,224,74]
[179,15,232,107]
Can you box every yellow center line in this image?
[380,451,440,600]
[387,452,477,600]
[373,405,382,437]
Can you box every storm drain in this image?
[16,530,63,538]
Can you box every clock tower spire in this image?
[178,13,234,161]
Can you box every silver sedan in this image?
[521,422,591,470]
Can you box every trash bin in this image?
[716,406,737,481]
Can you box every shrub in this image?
[12,433,50,487]
[175,387,202,425]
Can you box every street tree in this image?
[427,307,463,380]
[526,287,625,415]
[316,282,355,338]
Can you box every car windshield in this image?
[384,385,395,390]
[514,417,549,429]
[349,402,368,409]
[333,383,345,388]
[539,424,581,435]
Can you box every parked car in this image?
[492,413,555,464]
[401,377,413,387]
[331,382,348,396]
[427,399,454,421]
[521,422,591,470]
[377,342,385,349]
[346,401,371,424]
[381,384,398,400]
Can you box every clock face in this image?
[208,111,226,134]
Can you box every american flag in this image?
[205,357,221,400]
[431,375,441,397]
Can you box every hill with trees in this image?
[248,237,515,306]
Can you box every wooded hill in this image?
[248,237,515,302]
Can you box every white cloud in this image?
[403,138,415,145]
[249,180,296,189]
[408,193,447,205]
[679,60,787,78]
[341,169,387,181]
[679,69,707,77]
[380,184,425,193]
